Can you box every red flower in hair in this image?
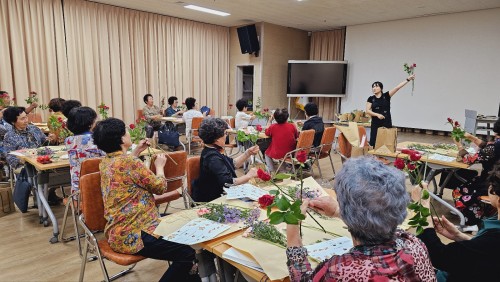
[257,168,271,181]
[296,150,307,163]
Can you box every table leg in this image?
[36,183,59,243]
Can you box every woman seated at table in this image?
[182,97,206,139]
[65,107,104,195]
[165,96,184,117]
[264,108,298,172]
[452,118,500,228]
[192,117,259,202]
[92,118,198,281]
[142,93,163,130]
[61,99,82,118]
[414,164,500,281]
[286,157,435,281]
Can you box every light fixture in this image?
[184,4,230,17]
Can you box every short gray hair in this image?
[198,117,228,144]
[334,156,409,245]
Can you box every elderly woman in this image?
[192,117,259,202]
[93,118,197,281]
[451,118,500,228]
[142,93,163,130]
[65,107,104,195]
[286,157,436,281]
[61,99,82,118]
[414,164,500,281]
[165,96,184,117]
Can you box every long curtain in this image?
[0,0,229,124]
[63,0,229,124]
[309,28,345,120]
[0,0,68,120]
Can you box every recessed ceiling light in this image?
[184,4,230,17]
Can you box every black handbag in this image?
[158,122,181,147]
[13,168,32,213]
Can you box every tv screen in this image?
[287,60,347,96]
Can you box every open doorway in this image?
[236,65,254,111]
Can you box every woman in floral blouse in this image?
[286,157,436,281]
[64,107,104,195]
[93,118,198,281]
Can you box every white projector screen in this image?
[343,8,500,131]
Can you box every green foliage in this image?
[236,130,259,144]
[248,221,287,248]
[408,189,431,235]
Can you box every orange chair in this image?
[79,172,146,282]
[186,156,201,206]
[208,108,215,116]
[136,109,144,120]
[275,129,315,175]
[188,117,204,155]
[311,126,337,180]
[149,151,189,211]
[337,126,368,162]
[223,118,238,155]
[61,157,103,256]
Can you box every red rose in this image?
[454,121,460,127]
[129,124,135,129]
[263,108,269,112]
[394,158,406,170]
[57,117,63,122]
[11,97,15,101]
[407,162,416,171]
[409,152,422,161]
[296,150,307,163]
[401,148,415,155]
[447,117,452,123]
[413,63,416,67]
[257,168,271,181]
[258,194,275,209]
[256,125,262,132]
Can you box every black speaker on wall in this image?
[237,24,260,56]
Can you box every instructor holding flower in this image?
[366,73,415,147]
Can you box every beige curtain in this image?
[63,0,229,124]
[309,28,345,120]
[0,0,68,120]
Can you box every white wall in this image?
[343,8,500,131]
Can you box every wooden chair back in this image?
[337,126,368,159]
[186,156,201,196]
[79,172,106,231]
[136,109,144,120]
[80,158,102,177]
[295,129,315,155]
[191,117,204,137]
[318,126,337,156]
[150,151,187,192]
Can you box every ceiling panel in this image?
[88,0,500,30]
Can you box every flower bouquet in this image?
[403,63,416,95]
[97,102,110,119]
[25,91,39,106]
[446,117,470,143]
[39,104,50,111]
[253,97,271,120]
[48,115,73,143]
[128,116,147,144]
[177,102,187,111]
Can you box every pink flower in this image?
[258,195,275,209]
[257,168,271,181]
[197,208,211,216]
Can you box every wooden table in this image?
[160,116,185,124]
[369,141,471,227]
[32,122,50,134]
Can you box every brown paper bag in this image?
[350,145,370,158]
[0,184,15,217]
[374,127,398,152]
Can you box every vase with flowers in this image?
[403,63,416,95]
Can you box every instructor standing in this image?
[366,74,415,146]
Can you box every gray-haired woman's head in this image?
[334,156,409,245]
[198,117,228,144]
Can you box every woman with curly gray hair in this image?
[191,117,260,202]
[286,157,436,281]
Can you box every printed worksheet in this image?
[224,184,268,201]
[163,218,230,245]
[305,237,353,262]
[428,154,456,162]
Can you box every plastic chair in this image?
[275,129,315,175]
[61,157,103,257]
[310,126,337,180]
[188,117,204,155]
[149,151,189,212]
[186,156,201,206]
[136,109,144,121]
[79,172,146,282]
[337,126,368,162]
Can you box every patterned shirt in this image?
[142,105,162,129]
[4,125,47,168]
[0,119,13,155]
[65,133,104,194]
[286,230,436,281]
[100,151,167,254]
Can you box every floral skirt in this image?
[452,177,494,226]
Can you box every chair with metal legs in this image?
[310,126,337,181]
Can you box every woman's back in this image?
[265,123,298,159]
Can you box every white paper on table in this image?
[222,247,264,272]
[305,237,353,262]
[224,184,269,201]
[428,154,455,162]
[163,218,230,245]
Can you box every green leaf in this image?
[269,190,279,195]
[266,206,272,216]
[408,220,419,226]
[422,189,430,200]
[295,213,306,220]
[290,200,301,213]
[416,226,424,235]
[409,214,421,221]
[284,213,299,224]
[420,208,431,217]
[274,173,292,180]
[250,134,259,144]
[276,196,291,211]
[408,202,419,209]
[268,211,285,224]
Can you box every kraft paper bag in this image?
[335,122,360,148]
[350,145,370,158]
[0,184,15,217]
[374,127,398,153]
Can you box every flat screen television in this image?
[287,60,347,96]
